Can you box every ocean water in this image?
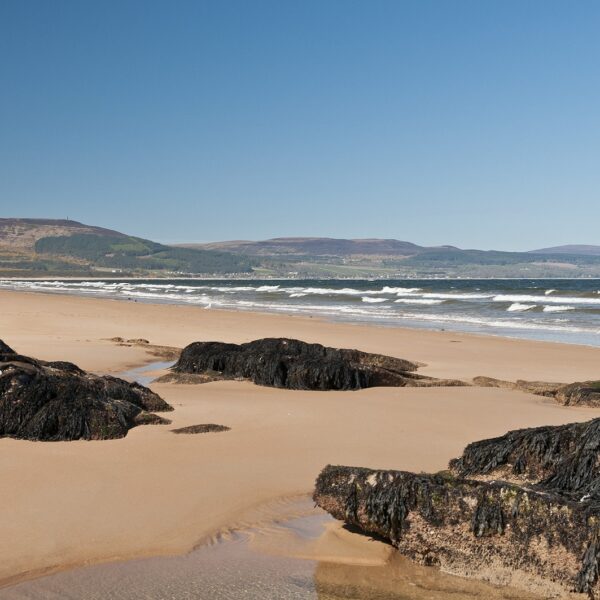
[2,278,600,346]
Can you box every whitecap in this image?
[375,286,421,294]
[361,297,388,303]
[507,303,536,312]
[407,292,493,300]
[493,294,600,306]
[210,286,256,292]
[302,287,363,296]
[543,305,575,313]
[394,298,444,305]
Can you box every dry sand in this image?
[1,289,600,588]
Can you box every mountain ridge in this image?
[2,220,600,278]
[530,244,600,256]
[185,237,427,257]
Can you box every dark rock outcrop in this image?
[451,417,600,503]
[0,340,173,441]
[315,417,600,597]
[171,424,230,434]
[0,340,15,355]
[315,465,596,598]
[473,375,600,407]
[171,338,465,390]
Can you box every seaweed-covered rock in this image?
[450,418,600,502]
[0,339,15,354]
[172,338,465,390]
[314,465,598,598]
[473,375,600,407]
[0,344,173,441]
[315,416,600,597]
[171,424,230,434]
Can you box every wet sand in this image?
[3,499,545,600]
[1,289,600,593]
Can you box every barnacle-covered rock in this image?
[315,416,600,597]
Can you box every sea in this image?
[2,277,600,346]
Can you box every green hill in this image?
[0,219,253,276]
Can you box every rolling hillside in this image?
[530,245,600,256]
[192,237,427,257]
[2,221,600,278]
[182,237,600,278]
[0,219,253,276]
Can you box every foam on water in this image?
[2,278,599,346]
[409,292,494,300]
[543,305,575,313]
[507,303,536,312]
[394,298,444,305]
[494,294,600,306]
[362,297,388,303]
[378,286,421,294]
[301,287,363,296]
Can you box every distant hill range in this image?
[191,237,436,256]
[187,237,600,260]
[530,245,600,256]
[182,236,600,278]
[0,218,253,276]
[1,219,599,278]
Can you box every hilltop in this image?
[530,244,600,256]
[191,237,428,257]
[0,219,253,277]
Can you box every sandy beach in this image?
[2,288,600,590]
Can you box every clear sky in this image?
[1,1,599,250]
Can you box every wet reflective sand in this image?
[2,505,541,600]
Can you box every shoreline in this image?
[1,284,600,351]
[2,288,600,591]
[3,275,600,280]
[3,287,600,380]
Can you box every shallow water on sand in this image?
[2,503,539,600]
[117,360,175,386]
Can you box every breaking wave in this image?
[493,294,600,306]
[543,305,575,313]
[507,303,536,312]
[1,278,599,346]
[394,298,444,305]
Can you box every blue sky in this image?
[1,1,599,249]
